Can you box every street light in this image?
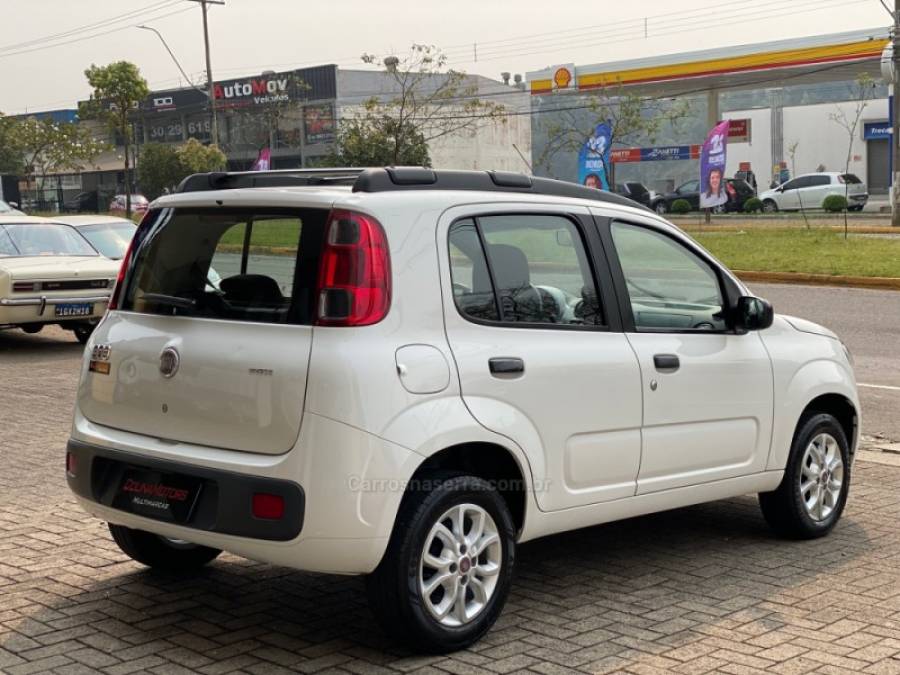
[136,25,202,93]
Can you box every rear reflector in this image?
[252,493,285,520]
[66,452,77,477]
[315,209,391,326]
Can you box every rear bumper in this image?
[67,409,422,573]
[66,438,305,541]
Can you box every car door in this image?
[440,205,644,511]
[677,180,701,209]
[600,216,774,494]
[801,175,831,208]
[777,177,802,210]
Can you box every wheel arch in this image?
[407,441,528,535]
[799,393,858,459]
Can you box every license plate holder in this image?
[55,302,94,317]
[112,468,203,523]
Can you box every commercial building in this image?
[14,64,530,210]
[527,28,891,195]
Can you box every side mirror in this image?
[735,296,774,331]
[555,229,574,247]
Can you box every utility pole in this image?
[188,0,224,146]
[891,2,900,225]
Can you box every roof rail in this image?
[176,168,365,193]
[352,168,649,210]
[174,166,649,211]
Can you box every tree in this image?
[176,138,226,174]
[536,86,690,183]
[829,73,876,238]
[137,143,182,200]
[785,141,810,229]
[83,61,149,216]
[325,44,505,167]
[13,117,107,198]
[0,114,24,174]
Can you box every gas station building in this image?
[527,28,891,194]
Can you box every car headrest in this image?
[472,244,531,293]
[219,274,283,304]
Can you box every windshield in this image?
[78,222,136,259]
[0,223,98,257]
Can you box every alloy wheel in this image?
[799,433,844,522]
[419,503,502,627]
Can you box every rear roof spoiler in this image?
[175,167,650,211]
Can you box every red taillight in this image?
[315,209,391,326]
[107,238,135,311]
[726,182,737,197]
[252,493,284,520]
[66,452,77,477]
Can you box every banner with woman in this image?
[699,120,729,209]
[578,122,612,190]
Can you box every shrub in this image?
[743,197,763,213]
[823,194,849,213]
[671,199,692,214]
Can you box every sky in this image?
[0,0,891,115]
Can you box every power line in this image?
[0,4,195,60]
[0,0,181,54]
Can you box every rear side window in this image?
[448,214,604,327]
[839,174,862,184]
[122,207,328,325]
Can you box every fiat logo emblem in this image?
[159,347,180,378]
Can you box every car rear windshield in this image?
[121,207,329,325]
[839,174,862,184]
[0,223,98,257]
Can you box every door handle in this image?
[489,357,525,375]
[653,354,680,372]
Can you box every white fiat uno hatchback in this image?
[68,168,859,652]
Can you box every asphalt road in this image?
[752,283,900,443]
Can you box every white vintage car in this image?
[0,216,120,343]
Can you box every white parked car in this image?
[759,172,868,212]
[0,216,119,343]
[67,168,859,652]
[53,215,136,261]
[0,199,24,216]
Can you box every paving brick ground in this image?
[2,327,900,674]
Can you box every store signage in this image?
[728,118,751,143]
[214,76,290,108]
[552,64,576,91]
[864,121,891,140]
[612,145,701,163]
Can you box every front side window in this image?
[0,223,98,257]
[123,208,328,325]
[679,180,700,194]
[611,221,726,331]
[449,214,603,327]
[808,175,830,187]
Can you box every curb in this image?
[735,270,900,291]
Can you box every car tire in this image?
[366,472,516,653]
[108,523,221,571]
[73,323,94,345]
[762,199,778,213]
[654,201,668,215]
[759,413,851,540]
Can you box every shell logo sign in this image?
[552,66,575,91]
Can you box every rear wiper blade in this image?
[142,293,197,310]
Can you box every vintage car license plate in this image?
[112,468,203,523]
[55,303,94,317]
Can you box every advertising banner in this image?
[699,120,729,210]
[304,104,336,145]
[250,148,272,171]
[610,145,701,164]
[578,122,612,190]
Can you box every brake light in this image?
[107,238,134,311]
[315,209,391,326]
[252,493,284,520]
